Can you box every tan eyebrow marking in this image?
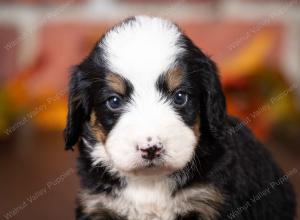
[105,73,126,95]
[165,67,184,91]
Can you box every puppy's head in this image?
[64,16,226,176]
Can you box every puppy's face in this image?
[92,67,199,175]
[64,16,226,177]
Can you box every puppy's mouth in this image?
[143,160,163,169]
[145,162,157,168]
[129,158,175,176]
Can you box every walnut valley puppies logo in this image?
[3,0,74,51]
[3,87,68,136]
[227,168,298,219]
[228,80,299,136]
[2,168,74,220]
[226,0,298,52]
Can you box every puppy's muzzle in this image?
[137,136,163,160]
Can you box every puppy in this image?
[64,16,296,220]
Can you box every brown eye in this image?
[173,91,188,107]
[106,95,123,111]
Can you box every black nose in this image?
[140,145,162,160]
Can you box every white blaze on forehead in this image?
[100,16,183,89]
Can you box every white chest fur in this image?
[80,177,223,220]
[118,178,175,220]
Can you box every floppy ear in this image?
[64,67,91,150]
[179,34,227,140]
[198,57,227,140]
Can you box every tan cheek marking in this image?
[106,73,126,95]
[192,116,201,141]
[175,185,224,220]
[78,190,103,215]
[90,112,107,143]
[166,67,184,91]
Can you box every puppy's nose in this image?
[138,137,163,160]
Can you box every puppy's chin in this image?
[116,160,185,177]
[130,166,173,177]
[122,167,173,177]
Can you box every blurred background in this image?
[0,0,300,219]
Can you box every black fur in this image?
[64,18,296,220]
[176,212,199,220]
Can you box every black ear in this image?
[180,34,227,140]
[200,58,227,140]
[64,67,91,150]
